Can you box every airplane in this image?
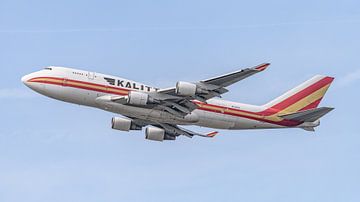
[21,63,334,141]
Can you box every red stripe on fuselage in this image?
[197,106,301,127]
[28,76,303,127]
[28,77,129,96]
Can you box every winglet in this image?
[254,63,270,71]
[205,131,219,138]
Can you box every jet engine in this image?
[111,117,142,131]
[145,126,176,141]
[175,81,197,96]
[175,81,208,96]
[125,91,158,106]
[126,91,149,105]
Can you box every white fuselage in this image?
[22,67,292,130]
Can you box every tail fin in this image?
[263,75,334,114]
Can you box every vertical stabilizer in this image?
[263,75,334,114]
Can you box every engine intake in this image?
[145,127,176,141]
[111,117,142,131]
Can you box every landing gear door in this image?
[88,72,95,80]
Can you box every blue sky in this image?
[0,0,359,201]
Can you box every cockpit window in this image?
[44,67,52,70]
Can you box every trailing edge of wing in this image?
[279,107,334,122]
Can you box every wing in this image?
[151,122,218,140]
[157,123,219,138]
[201,63,270,87]
[158,63,270,101]
[122,117,218,141]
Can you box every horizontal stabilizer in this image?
[302,127,316,132]
[279,107,334,122]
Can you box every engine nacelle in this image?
[126,91,149,105]
[145,127,176,141]
[111,117,142,131]
[175,81,197,96]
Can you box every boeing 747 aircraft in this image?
[22,63,334,141]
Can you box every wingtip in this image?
[206,131,219,138]
[254,63,270,71]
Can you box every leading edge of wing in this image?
[157,63,270,95]
[201,63,270,87]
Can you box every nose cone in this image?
[21,74,31,86]
[21,72,48,95]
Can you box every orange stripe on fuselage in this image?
[28,77,306,127]
[195,102,301,127]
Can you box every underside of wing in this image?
[146,123,219,141]
[111,116,218,141]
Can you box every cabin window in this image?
[72,71,84,75]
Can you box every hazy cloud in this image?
[0,88,34,99]
[337,69,360,88]
[0,19,359,33]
